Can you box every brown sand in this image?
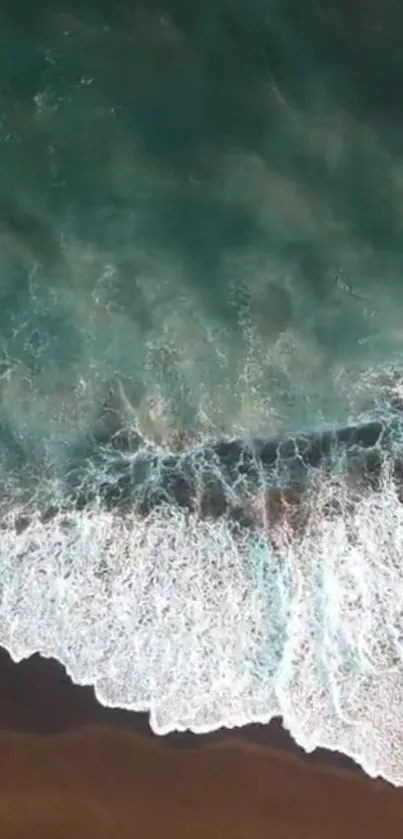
[0,646,402,837]
[1,727,403,839]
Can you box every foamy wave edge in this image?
[1,466,403,786]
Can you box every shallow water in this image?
[1,0,403,785]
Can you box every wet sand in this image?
[0,645,402,837]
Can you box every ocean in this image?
[1,0,403,784]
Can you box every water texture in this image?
[1,0,403,784]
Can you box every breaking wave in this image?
[1,419,403,787]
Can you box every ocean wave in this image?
[2,0,403,793]
[1,410,403,786]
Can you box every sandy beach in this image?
[0,645,401,838]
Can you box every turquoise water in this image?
[1,0,403,492]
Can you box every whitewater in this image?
[1,415,403,787]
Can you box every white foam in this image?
[1,461,403,785]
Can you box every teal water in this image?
[1,0,403,496]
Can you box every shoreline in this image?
[0,646,403,838]
[0,644,372,778]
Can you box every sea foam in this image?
[1,456,403,785]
